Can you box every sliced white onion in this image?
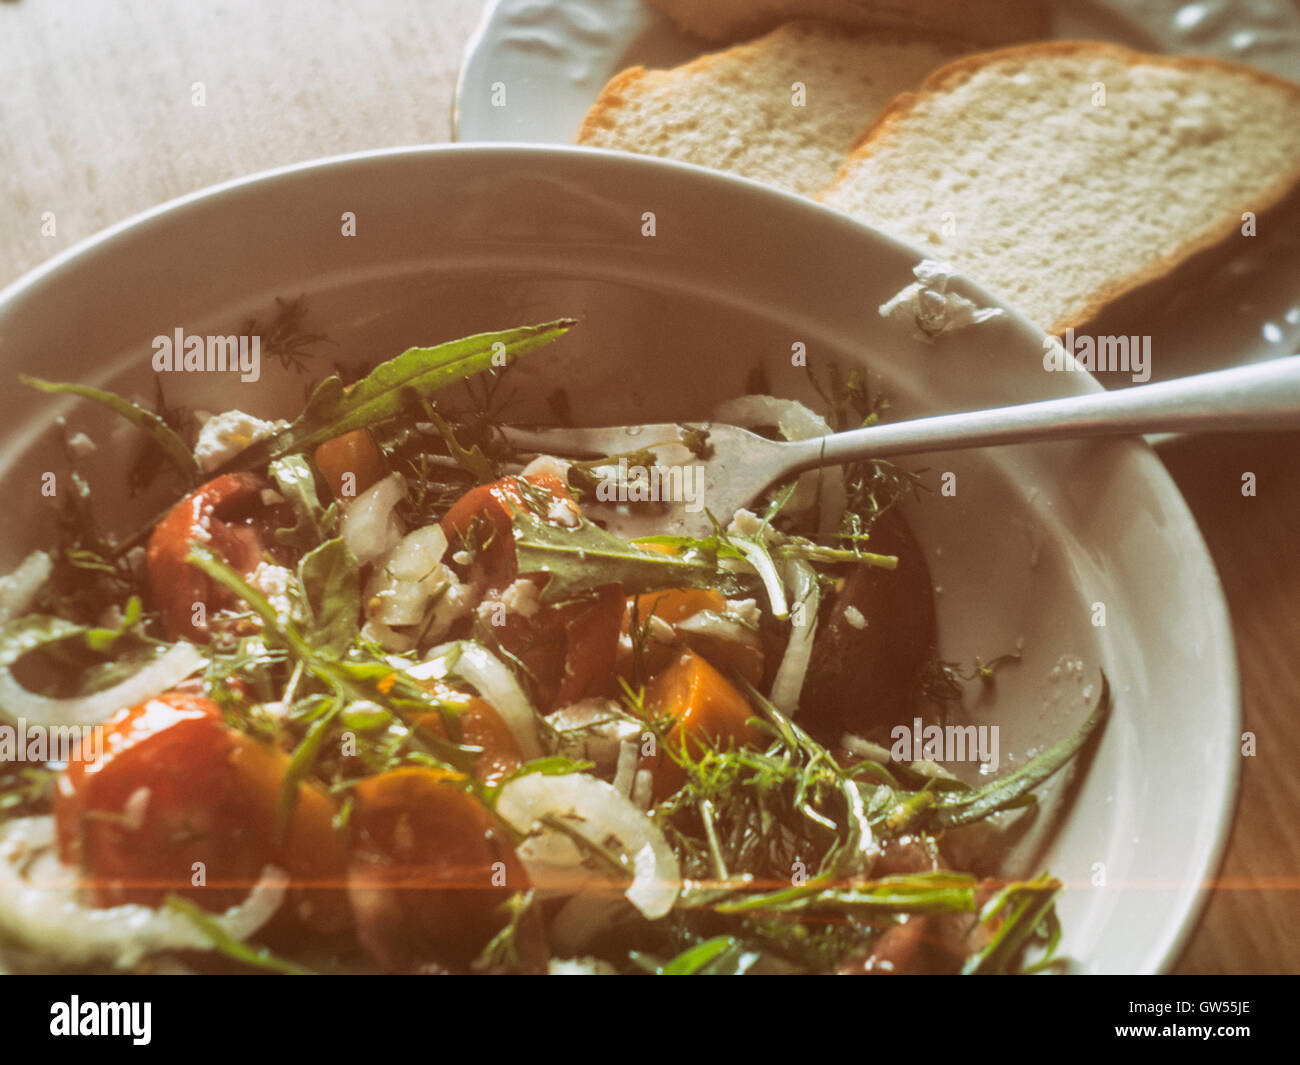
[0,551,52,627]
[409,641,543,760]
[612,739,639,797]
[367,526,454,627]
[386,525,448,582]
[495,772,680,920]
[361,619,415,654]
[676,609,759,646]
[341,473,406,566]
[712,395,847,538]
[731,539,787,619]
[0,816,286,969]
[713,395,830,444]
[0,641,205,728]
[769,558,820,714]
[547,699,641,775]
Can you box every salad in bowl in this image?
[0,317,1105,975]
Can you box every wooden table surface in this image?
[0,0,1295,974]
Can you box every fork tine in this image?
[497,423,691,458]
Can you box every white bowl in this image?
[0,145,1237,974]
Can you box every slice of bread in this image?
[647,0,1047,48]
[577,21,965,198]
[821,42,1300,333]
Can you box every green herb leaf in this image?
[931,673,1110,829]
[658,935,760,975]
[187,545,476,774]
[488,755,595,803]
[164,894,311,975]
[188,544,316,659]
[275,699,342,844]
[711,871,977,916]
[511,506,746,605]
[422,405,497,485]
[82,596,144,653]
[228,319,576,470]
[0,615,94,674]
[20,376,199,482]
[472,890,539,973]
[296,537,360,658]
[270,454,338,551]
[0,610,168,707]
[962,872,1063,974]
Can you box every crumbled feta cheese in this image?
[521,454,572,482]
[724,598,761,628]
[548,957,619,975]
[248,562,297,621]
[878,259,1004,343]
[191,507,213,544]
[727,508,764,537]
[66,432,97,457]
[547,495,581,528]
[499,578,540,619]
[725,510,778,544]
[194,410,287,473]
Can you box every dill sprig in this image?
[240,295,334,375]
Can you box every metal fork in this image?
[500,355,1300,539]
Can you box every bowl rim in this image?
[0,141,1242,974]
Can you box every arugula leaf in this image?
[486,755,595,804]
[20,376,199,482]
[657,936,761,975]
[296,537,359,658]
[473,890,540,973]
[929,673,1110,829]
[270,454,338,551]
[76,596,145,654]
[0,616,85,683]
[420,404,497,485]
[962,872,1063,974]
[227,319,575,470]
[511,506,748,604]
[164,894,311,975]
[186,545,481,776]
[0,610,166,704]
[711,871,979,916]
[275,698,342,844]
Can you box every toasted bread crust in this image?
[577,21,967,148]
[577,19,967,152]
[822,40,1300,333]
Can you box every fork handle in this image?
[787,355,1300,470]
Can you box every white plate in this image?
[455,0,1300,387]
[0,145,1236,973]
